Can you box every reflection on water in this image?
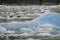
[10,38,40,40]
[1,37,59,40]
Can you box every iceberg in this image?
[0,10,60,35]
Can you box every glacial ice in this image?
[0,11,60,35]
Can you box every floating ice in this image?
[20,28,35,34]
[0,26,7,33]
[0,11,60,36]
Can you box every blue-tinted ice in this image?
[0,11,60,35]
